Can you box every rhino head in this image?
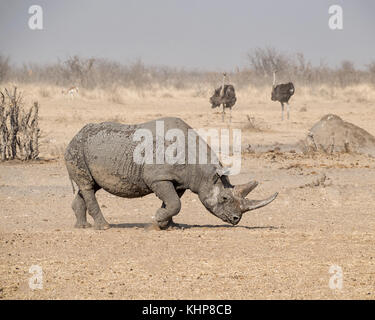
[198,167,278,225]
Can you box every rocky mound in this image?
[302,114,375,157]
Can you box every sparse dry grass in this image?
[242,115,268,132]
[5,82,375,106]
[2,82,375,161]
[1,81,375,300]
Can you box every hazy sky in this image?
[0,0,374,70]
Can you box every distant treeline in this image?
[1,48,375,89]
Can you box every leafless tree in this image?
[0,55,11,83]
[0,87,40,160]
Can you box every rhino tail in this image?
[69,176,76,195]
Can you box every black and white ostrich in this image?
[210,73,237,122]
[271,71,295,121]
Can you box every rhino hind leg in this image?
[151,181,182,230]
[72,191,92,228]
[80,189,110,230]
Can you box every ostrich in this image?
[271,71,295,121]
[210,73,237,122]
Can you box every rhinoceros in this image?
[64,117,278,230]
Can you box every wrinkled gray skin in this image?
[64,117,278,230]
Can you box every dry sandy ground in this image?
[1,85,375,299]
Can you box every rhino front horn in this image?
[234,180,258,198]
[240,192,278,213]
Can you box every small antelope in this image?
[62,86,79,99]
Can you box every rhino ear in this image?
[215,166,230,177]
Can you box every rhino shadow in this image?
[110,223,278,231]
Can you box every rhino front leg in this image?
[80,189,110,230]
[160,189,185,229]
[151,181,182,230]
[72,191,92,228]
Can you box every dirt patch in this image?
[1,88,375,299]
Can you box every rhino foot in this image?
[155,219,182,230]
[93,221,110,230]
[74,222,92,229]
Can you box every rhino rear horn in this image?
[233,181,258,198]
[240,192,278,213]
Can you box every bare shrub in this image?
[242,115,268,132]
[64,55,95,88]
[0,55,11,83]
[246,48,366,88]
[0,87,40,160]
[4,49,374,91]
[319,87,336,100]
[107,87,125,105]
[247,47,291,79]
[191,85,208,98]
[38,87,51,98]
[336,61,359,87]
[367,61,375,84]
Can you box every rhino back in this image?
[65,117,214,196]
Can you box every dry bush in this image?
[318,87,336,100]
[191,85,209,98]
[8,53,375,91]
[3,49,375,101]
[0,55,11,83]
[38,87,51,98]
[242,115,268,132]
[0,87,40,160]
[247,47,292,79]
[107,87,125,105]
[368,62,375,84]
